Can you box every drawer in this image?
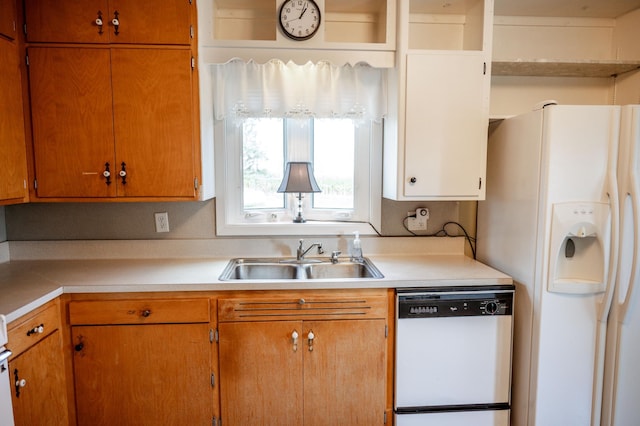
[8,300,61,358]
[219,289,388,322]
[68,298,211,325]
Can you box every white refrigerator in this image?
[601,104,640,426]
[477,104,622,426]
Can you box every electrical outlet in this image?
[407,208,429,231]
[154,212,170,233]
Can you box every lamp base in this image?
[293,193,305,223]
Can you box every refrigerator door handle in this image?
[619,177,640,322]
[597,179,620,322]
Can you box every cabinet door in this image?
[24,0,190,44]
[404,53,488,198]
[219,321,304,426]
[108,0,192,45]
[72,323,213,425]
[0,38,28,203]
[24,0,110,43]
[10,331,69,426]
[28,47,116,198]
[0,0,17,39]
[111,48,195,197]
[304,319,387,426]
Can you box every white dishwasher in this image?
[395,285,514,426]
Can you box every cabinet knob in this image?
[112,10,120,35]
[26,324,44,336]
[95,11,104,34]
[13,369,25,397]
[291,330,299,352]
[409,177,417,184]
[103,162,112,186]
[307,331,315,352]
[141,309,151,317]
[119,162,127,185]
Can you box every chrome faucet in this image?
[297,239,324,261]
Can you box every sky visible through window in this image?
[243,118,355,211]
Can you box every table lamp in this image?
[277,162,321,223]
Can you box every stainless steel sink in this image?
[218,257,384,280]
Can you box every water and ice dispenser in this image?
[548,202,611,294]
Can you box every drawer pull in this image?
[141,310,151,318]
[26,324,44,336]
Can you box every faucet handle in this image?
[330,250,341,263]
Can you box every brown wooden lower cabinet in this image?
[218,289,390,426]
[9,330,69,426]
[68,298,216,426]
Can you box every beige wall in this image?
[0,207,6,242]
[5,199,476,242]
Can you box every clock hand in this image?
[299,2,308,19]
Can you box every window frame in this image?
[214,117,382,236]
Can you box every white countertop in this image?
[0,254,511,322]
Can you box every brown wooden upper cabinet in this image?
[0,0,18,39]
[28,46,196,198]
[0,38,28,204]
[23,0,199,200]
[24,0,192,45]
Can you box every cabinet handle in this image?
[103,162,112,185]
[26,324,44,336]
[95,11,104,34]
[119,162,127,185]
[291,330,299,352]
[112,11,120,35]
[307,330,315,352]
[141,309,151,318]
[13,369,25,397]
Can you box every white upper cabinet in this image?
[383,0,493,201]
[198,0,396,67]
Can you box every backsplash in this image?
[4,199,475,241]
[0,207,6,242]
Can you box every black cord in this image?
[304,219,383,236]
[402,218,476,259]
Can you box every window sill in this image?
[215,220,378,237]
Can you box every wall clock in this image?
[279,0,321,41]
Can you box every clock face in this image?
[279,0,321,41]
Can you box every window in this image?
[211,60,385,236]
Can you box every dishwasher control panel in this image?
[397,287,514,318]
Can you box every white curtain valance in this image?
[210,59,387,122]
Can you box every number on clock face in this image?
[279,0,321,41]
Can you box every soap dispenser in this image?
[350,231,363,261]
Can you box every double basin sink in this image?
[219,257,384,280]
